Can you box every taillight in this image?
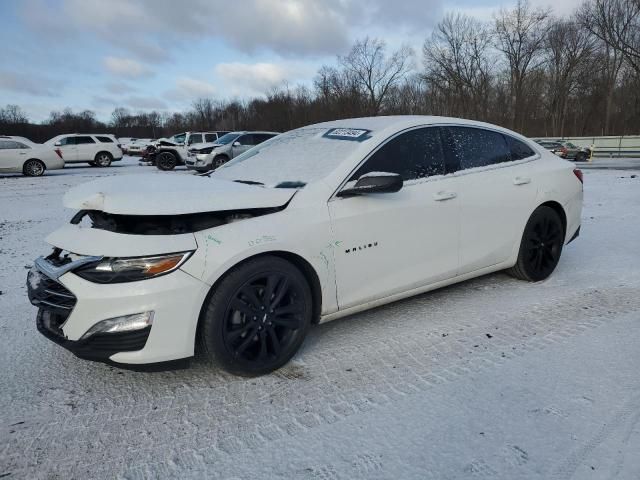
[54,148,63,160]
[561,146,568,154]
[573,168,583,184]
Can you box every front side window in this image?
[96,136,114,143]
[214,133,241,145]
[236,134,255,146]
[505,135,535,160]
[349,127,446,182]
[447,126,510,169]
[75,136,96,144]
[204,133,217,143]
[59,137,75,146]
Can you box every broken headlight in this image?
[74,252,193,284]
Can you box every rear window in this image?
[96,136,114,143]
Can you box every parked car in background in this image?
[185,131,279,172]
[533,139,590,161]
[153,131,230,170]
[0,137,64,176]
[122,138,153,156]
[28,116,582,375]
[45,134,123,167]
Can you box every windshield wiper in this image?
[234,179,265,186]
[275,181,306,188]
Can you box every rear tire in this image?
[508,206,564,282]
[157,151,177,171]
[199,256,312,376]
[22,159,46,177]
[94,152,112,167]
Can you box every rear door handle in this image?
[514,177,531,185]
[433,191,457,201]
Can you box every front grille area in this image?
[28,269,77,337]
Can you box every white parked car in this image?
[27,116,583,375]
[0,137,64,176]
[45,134,123,167]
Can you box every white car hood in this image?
[63,174,296,215]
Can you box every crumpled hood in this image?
[63,173,296,215]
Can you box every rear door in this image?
[0,140,23,171]
[446,126,538,274]
[329,126,461,309]
[56,136,78,161]
[74,136,97,161]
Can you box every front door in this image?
[329,126,461,310]
[57,136,78,161]
[231,134,255,158]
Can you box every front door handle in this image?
[433,191,457,201]
[514,177,531,185]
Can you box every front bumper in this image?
[27,254,210,366]
[185,154,212,171]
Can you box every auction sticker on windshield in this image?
[323,128,371,141]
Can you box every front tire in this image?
[212,155,229,169]
[508,206,564,282]
[156,152,177,171]
[94,152,112,167]
[23,159,46,177]
[199,256,312,376]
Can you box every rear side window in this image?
[188,134,203,145]
[254,133,276,144]
[350,127,446,181]
[96,136,114,143]
[505,135,535,160]
[75,136,95,144]
[0,140,17,149]
[448,126,510,169]
[204,133,217,142]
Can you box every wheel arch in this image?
[538,200,567,238]
[194,250,323,350]
[94,150,113,159]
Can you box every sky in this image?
[0,0,583,123]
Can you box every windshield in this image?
[212,126,373,187]
[215,133,242,145]
[172,133,186,144]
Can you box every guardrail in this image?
[535,135,640,158]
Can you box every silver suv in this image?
[185,131,279,172]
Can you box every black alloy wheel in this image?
[199,256,312,375]
[508,206,564,282]
[156,151,177,171]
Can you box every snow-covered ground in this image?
[1,158,639,479]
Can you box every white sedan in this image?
[27,116,583,375]
[0,137,64,176]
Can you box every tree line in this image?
[1,0,639,143]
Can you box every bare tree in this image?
[545,18,595,136]
[580,0,640,75]
[494,0,551,130]
[423,13,494,119]
[339,37,414,116]
[0,104,28,124]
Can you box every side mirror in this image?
[338,172,403,197]
[232,141,241,147]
